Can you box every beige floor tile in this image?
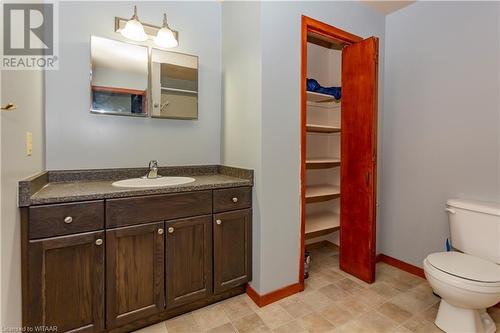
[222,295,256,321]
[380,275,416,293]
[278,296,314,318]
[297,313,335,333]
[369,281,403,299]
[133,321,168,333]
[408,284,439,308]
[317,284,350,303]
[388,325,414,333]
[256,304,294,329]
[305,274,331,290]
[320,303,356,327]
[165,313,202,333]
[354,287,386,307]
[421,303,439,323]
[232,313,269,333]
[335,294,372,317]
[390,292,422,313]
[331,319,372,333]
[243,295,261,312]
[377,302,412,324]
[193,304,231,331]
[319,269,345,283]
[403,316,443,333]
[272,320,307,333]
[358,311,398,333]
[206,323,238,333]
[335,278,364,293]
[299,289,335,310]
[376,263,402,278]
[390,284,439,314]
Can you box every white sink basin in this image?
[112,177,195,188]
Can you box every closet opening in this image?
[299,16,379,288]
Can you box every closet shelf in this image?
[306,157,341,169]
[305,211,340,239]
[306,91,339,104]
[161,87,198,94]
[306,184,340,203]
[306,124,341,133]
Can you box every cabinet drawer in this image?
[29,201,104,239]
[213,187,252,213]
[106,191,212,227]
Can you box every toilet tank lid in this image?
[447,199,500,216]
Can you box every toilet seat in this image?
[424,253,500,294]
[427,252,500,283]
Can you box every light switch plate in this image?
[26,132,33,156]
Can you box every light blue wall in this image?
[381,2,500,267]
[221,1,385,294]
[221,1,263,291]
[45,1,221,169]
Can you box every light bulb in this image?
[120,6,148,42]
[154,14,178,48]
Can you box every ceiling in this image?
[361,1,415,15]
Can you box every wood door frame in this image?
[299,16,363,287]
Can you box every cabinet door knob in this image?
[216,219,222,225]
[95,239,103,246]
[232,197,238,203]
[64,216,73,224]
[158,228,164,235]
[168,227,174,233]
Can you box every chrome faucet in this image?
[143,160,161,179]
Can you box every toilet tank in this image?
[447,198,500,264]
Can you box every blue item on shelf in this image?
[445,238,451,251]
[306,78,341,100]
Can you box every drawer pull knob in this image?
[95,239,103,246]
[168,227,174,233]
[232,197,238,203]
[158,228,164,235]
[216,219,222,225]
[64,216,73,224]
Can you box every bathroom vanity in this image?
[18,165,253,332]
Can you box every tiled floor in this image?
[133,246,500,333]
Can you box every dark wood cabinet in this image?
[213,209,252,293]
[106,222,165,328]
[27,231,105,333]
[165,215,212,308]
[22,188,252,332]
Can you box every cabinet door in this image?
[165,215,212,308]
[27,231,105,333]
[213,209,252,293]
[106,222,165,328]
[340,36,379,283]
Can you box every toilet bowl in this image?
[424,252,500,333]
[423,199,500,333]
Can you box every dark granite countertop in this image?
[19,165,253,207]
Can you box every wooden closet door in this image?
[340,36,378,283]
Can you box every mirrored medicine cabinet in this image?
[90,36,198,119]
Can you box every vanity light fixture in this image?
[119,6,148,42]
[154,14,178,48]
[115,8,179,48]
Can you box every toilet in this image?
[424,199,500,333]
